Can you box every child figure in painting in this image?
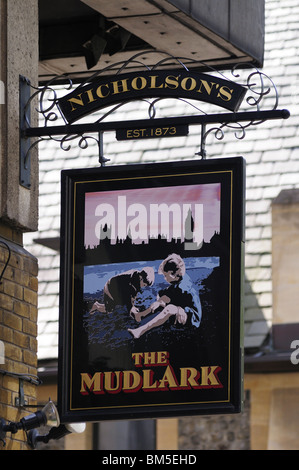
[128,253,202,339]
[89,267,155,316]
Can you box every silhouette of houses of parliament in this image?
[84,209,227,265]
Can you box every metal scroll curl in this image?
[195,62,281,157]
[20,51,289,164]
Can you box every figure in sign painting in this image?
[128,254,202,339]
[89,267,155,317]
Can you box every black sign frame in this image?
[58,157,245,423]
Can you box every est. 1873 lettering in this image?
[116,124,188,141]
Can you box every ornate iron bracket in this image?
[19,52,290,188]
[20,76,32,189]
[0,368,42,407]
[0,240,11,284]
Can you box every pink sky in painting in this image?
[84,183,221,248]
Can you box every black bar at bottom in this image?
[22,109,290,139]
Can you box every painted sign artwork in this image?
[58,158,245,422]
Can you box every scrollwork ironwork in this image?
[21,51,286,162]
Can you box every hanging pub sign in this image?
[57,70,247,123]
[58,157,245,423]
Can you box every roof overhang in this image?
[39,0,265,84]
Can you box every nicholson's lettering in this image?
[58,70,246,123]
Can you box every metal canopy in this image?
[39,0,265,84]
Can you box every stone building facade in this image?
[0,0,39,450]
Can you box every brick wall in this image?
[0,229,38,450]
